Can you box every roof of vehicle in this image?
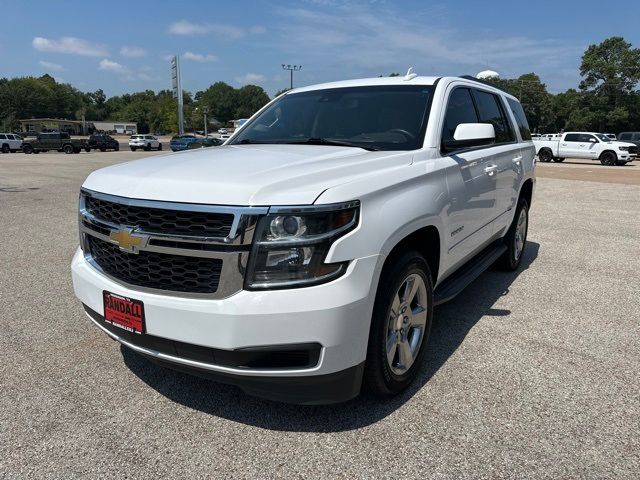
[288,74,518,100]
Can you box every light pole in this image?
[281,64,302,89]
[203,106,209,137]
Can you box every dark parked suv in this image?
[618,132,640,148]
[88,134,119,152]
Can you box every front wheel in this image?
[538,149,552,162]
[600,151,617,166]
[364,251,433,397]
[496,198,529,271]
[145,143,151,151]
[63,144,74,154]
[130,147,136,151]
[85,147,91,153]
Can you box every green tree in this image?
[234,85,270,119]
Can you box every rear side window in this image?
[474,90,514,143]
[442,88,478,144]
[506,98,532,140]
[0,134,6,139]
[564,134,580,142]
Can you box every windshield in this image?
[595,134,610,142]
[230,85,434,151]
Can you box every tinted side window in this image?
[564,134,580,142]
[474,90,514,143]
[442,88,478,144]
[61,133,70,139]
[507,98,531,140]
[0,134,6,139]
[619,133,630,140]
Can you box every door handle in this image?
[512,156,522,165]
[484,164,498,176]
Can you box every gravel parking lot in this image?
[1,151,639,478]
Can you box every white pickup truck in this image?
[533,132,638,166]
[72,73,536,404]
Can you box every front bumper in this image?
[71,248,381,403]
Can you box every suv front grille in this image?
[85,195,234,237]
[628,146,638,155]
[87,236,222,293]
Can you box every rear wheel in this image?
[1,144,9,153]
[538,149,552,162]
[130,147,136,151]
[73,147,81,154]
[496,198,529,271]
[99,145,106,152]
[600,151,617,166]
[22,145,33,154]
[145,143,151,151]
[364,251,433,397]
[63,144,74,154]
[85,147,91,153]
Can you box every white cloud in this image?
[120,46,146,57]
[39,60,64,72]
[32,36,108,56]
[168,19,265,39]
[275,6,580,88]
[236,73,267,85]
[98,59,131,75]
[183,51,217,63]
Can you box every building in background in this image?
[19,118,137,135]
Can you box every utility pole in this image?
[171,55,184,135]
[281,64,302,89]
[203,106,209,137]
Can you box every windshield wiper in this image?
[287,138,379,151]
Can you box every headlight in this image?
[619,146,629,151]
[246,201,360,289]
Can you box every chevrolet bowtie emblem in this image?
[109,228,149,254]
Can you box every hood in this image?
[82,144,411,205]
[611,141,637,148]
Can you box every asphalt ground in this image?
[1,150,639,478]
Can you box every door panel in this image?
[445,150,500,264]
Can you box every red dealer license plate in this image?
[103,291,145,334]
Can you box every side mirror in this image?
[589,138,597,143]
[443,123,495,152]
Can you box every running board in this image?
[434,241,507,305]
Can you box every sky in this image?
[1,0,639,98]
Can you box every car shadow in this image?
[122,241,540,432]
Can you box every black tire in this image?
[496,198,529,271]
[145,143,151,151]
[23,144,33,154]
[1,144,9,153]
[73,147,81,154]
[99,145,106,152]
[63,144,74,154]
[538,149,552,162]
[114,144,119,151]
[553,157,565,163]
[158,143,162,151]
[615,161,628,166]
[85,147,91,153]
[600,151,617,166]
[34,150,40,154]
[130,147,136,151]
[364,251,434,397]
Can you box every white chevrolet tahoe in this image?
[72,74,536,404]
[533,132,637,165]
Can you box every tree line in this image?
[1,36,639,135]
